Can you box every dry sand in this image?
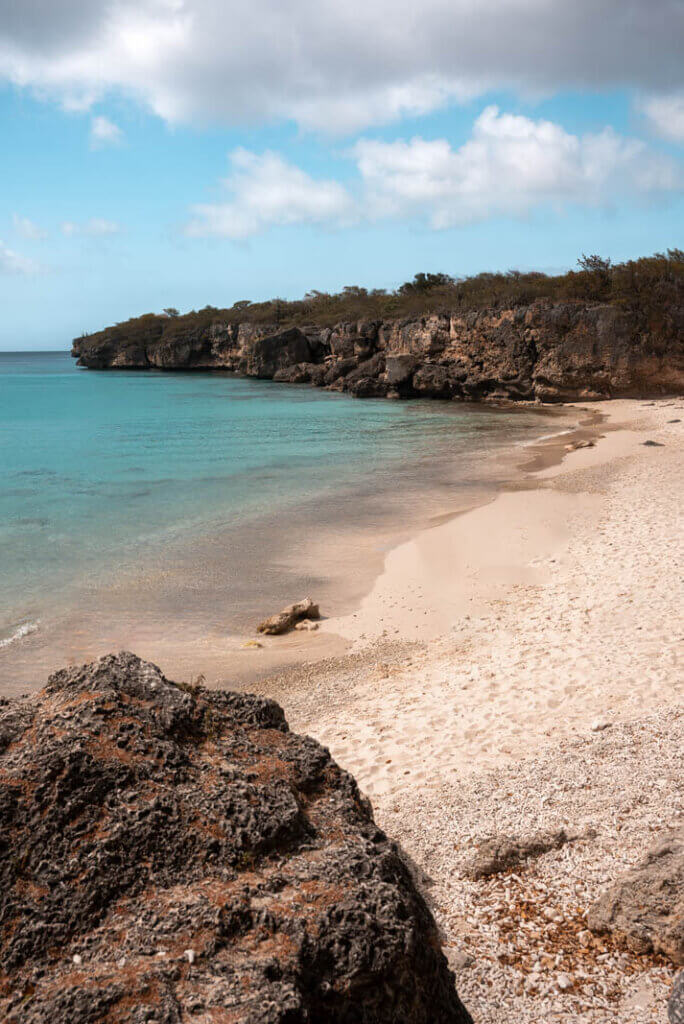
[259,397,683,1022]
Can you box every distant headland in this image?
[72,252,684,403]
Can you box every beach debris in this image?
[462,828,585,879]
[294,618,319,631]
[565,439,596,451]
[72,954,82,967]
[556,972,573,991]
[670,972,684,1023]
[587,826,684,965]
[668,419,681,424]
[590,718,612,732]
[241,639,263,649]
[184,949,195,965]
[257,597,320,635]
[642,439,665,446]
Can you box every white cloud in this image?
[86,217,120,236]
[0,241,41,274]
[0,0,682,133]
[353,107,682,227]
[90,115,123,147]
[186,148,355,239]
[12,214,47,240]
[61,218,121,236]
[641,93,684,143]
[187,108,681,238]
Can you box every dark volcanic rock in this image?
[0,652,472,1024]
[587,827,684,965]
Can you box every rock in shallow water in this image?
[0,652,472,1024]
[257,597,320,635]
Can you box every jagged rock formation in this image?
[587,827,684,965]
[72,300,684,402]
[0,652,472,1024]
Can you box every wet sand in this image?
[1,402,581,696]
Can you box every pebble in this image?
[590,719,611,732]
[557,973,573,991]
[185,949,196,964]
[72,954,82,966]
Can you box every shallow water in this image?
[1,351,570,689]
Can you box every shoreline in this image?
[0,395,581,697]
[244,402,605,678]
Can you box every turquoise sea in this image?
[1,351,569,690]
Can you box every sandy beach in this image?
[256,397,683,1022]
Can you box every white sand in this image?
[308,399,683,799]
[267,397,683,1022]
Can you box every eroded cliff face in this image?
[0,652,472,1024]
[72,299,684,402]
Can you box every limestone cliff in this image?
[72,299,684,402]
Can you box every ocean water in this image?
[1,351,569,689]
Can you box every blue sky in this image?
[0,0,683,350]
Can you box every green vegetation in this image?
[79,251,683,342]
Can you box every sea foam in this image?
[0,621,39,649]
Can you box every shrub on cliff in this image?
[79,251,683,350]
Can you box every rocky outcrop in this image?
[72,298,684,403]
[587,827,684,965]
[0,652,471,1024]
[257,597,320,635]
[462,827,588,880]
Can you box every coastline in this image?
[253,396,682,1022]
[0,391,580,697]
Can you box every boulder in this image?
[587,827,684,964]
[412,364,461,399]
[385,354,418,387]
[240,327,312,378]
[462,828,583,880]
[670,972,684,1023]
[0,652,472,1024]
[257,597,320,635]
[565,439,596,450]
[347,376,389,398]
[324,356,358,385]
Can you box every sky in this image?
[0,0,683,349]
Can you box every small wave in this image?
[0,621,39,650]
[519,426,577,447]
